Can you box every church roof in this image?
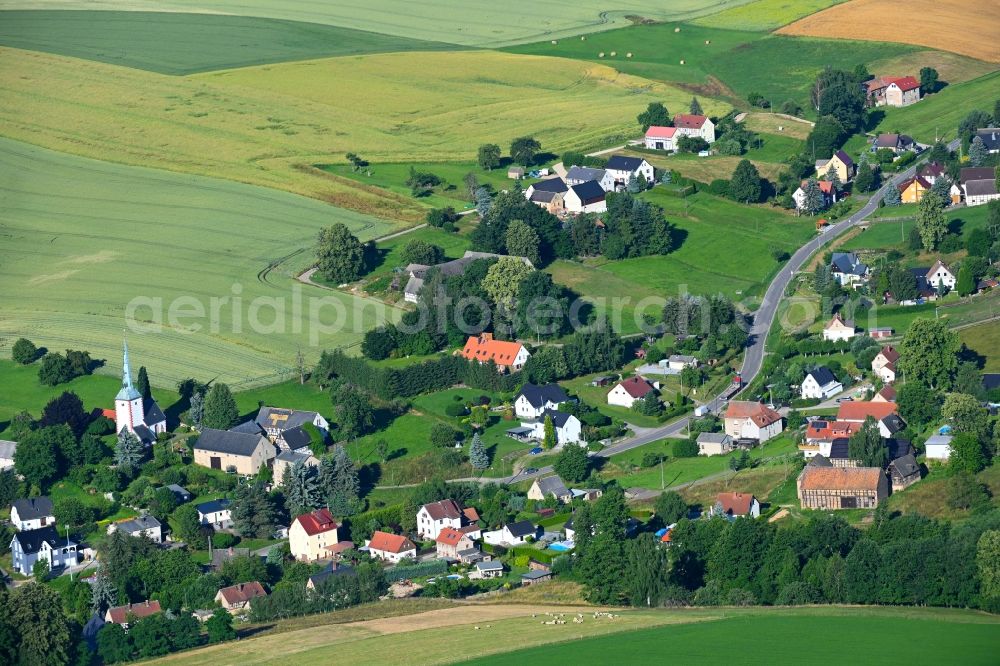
[116,340,141,402]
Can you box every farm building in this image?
[604,155,654,190]
[866,75,920,107]
[193,429,275,476]
[723,401,783,443]
[797,464,888,510]
[672,114,715,143]
[564,180,608,213]
[461,333,530,373]
[644,125,678,151]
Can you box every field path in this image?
[349,603,600,634]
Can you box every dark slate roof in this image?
[255,407,319,431]
[807,366,838,387]
[831,252,867,276]
[166,484,191,500]
[517,383,570,409]
[889,453,919,478]
[531,177,568,193]
[965,179,998,197]
[196,499,231,515]
[975,128,1000,151]
[834,150,854,167]
[506,519,537,538]
[541,409,574,428]
[828,439,850,460]
[571,180,607,204]
[195,428,269,456]
[886,438,914,461]
[984,373,1000,391]
[605,155,645,172]
[535,476,570,497]
[230,420,265,435]
[281,425,312,450]
[12,497,53,520]
[134,424,155,446]
[143,398,166,426]
[308,563,355,587]
[13,525,65,555]
[809,454,834,467]
[565,166,606,183]
[530,189,558,203]
[880,414,906,435]
[113,514,162,534]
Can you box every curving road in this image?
[485,142,956,486]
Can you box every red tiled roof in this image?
[801,179,836,194]
[674,114,708,129]
[877,346,900,363]
[897,175,932,193]
[725,401,781,427]
[462,507,480,522]
[806,420,861,442]
[106,600,161,625]
[435,527,470,547]
[421,499,462,522]
[799,466,883,491]
[617,376,654,399]
[645,125,678,139]
[294,508,338,536]
[876,386,897,401]
[716,492,756,516]
[217,581,266,606]
[836,401,898,422]
[461,333,526,367]
[368,531,415,554]
[888,76,919,92]
[101,408,116,420]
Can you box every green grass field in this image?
[466,609,1000,665]
[0,0,760,47]
[875,71,1000,142]
[0,10,456,74]
[691,0,847,31]
[960,321,1000,371]
[0,138,399,389]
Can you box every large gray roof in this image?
[256,407,319,431]
[517,383,570,409]
[565,166,606,183]
[965,179,998,197]
[12,497,53,520]
[535,476,570,497]
[194,429,270,456]
[113,515,161,534]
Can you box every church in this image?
[115,341,167,445]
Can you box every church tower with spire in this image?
[115,338,145,435]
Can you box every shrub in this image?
[212,532,239,549]
[444,403,468,417]
[11,338,38,364]
[674,439,699,457]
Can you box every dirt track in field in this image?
[349,604,601,634]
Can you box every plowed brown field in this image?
[777,0,1000,62]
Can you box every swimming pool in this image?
[548,540,575,552]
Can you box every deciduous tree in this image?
[898,318,959,389]
[553,443,588,482]
[916,191,948,250]
[316,223,366,283]
[637,102,670,131]
[477,144,501,171]
[11,337,38,364]
[510,136,541,167]
[504,219,541,265]
[847,416,886,468]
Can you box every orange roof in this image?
[435,527,470,547]
[461,333,526,367]
[462,507,480,522]
[217,581,266,606]
[324,540,355,554]
[716,492,756,516]
[106,600,161,625]
[836,401,897,422]
[801,179,836,194]
[294,508,338,536]
[101,408,116,420]
[660,529,673,543]
[725,401,781,427]
[645,125,678,139]
[368,531,415,554]
[806,420,861,441]
[799,466,883,491]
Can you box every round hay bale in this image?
[551,40,558,44]
[610,51,616,56]
[626,52,632,58]
[581,36,586,40]
[674,27,681,33]
[679,59,685,65]
[705,40,711,45]
[599,52,605,57]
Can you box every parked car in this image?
[523,467,539,475]
[529,447,543,455]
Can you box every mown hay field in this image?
[691,0,847,31]
[777,0,1000,62]
[0,0,759,47]
[0,138,398,388]
[0,10,457,74]
[0,47,713,222]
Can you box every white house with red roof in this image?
[672,114,715,143]
[289,508,339,561]
[607,376,656,408]
[822,313,856,342]
[872,345,900,384]
[460,333,530,373]
[724,401,783,442]
[417,499,463,540]
[434,527,476,560]
[793,179,839,211]
[866,75,921,107]
[710,492,760,519]
[365,531,416,563]
[644,125,678,151]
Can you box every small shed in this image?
[508,166,525,180]
[521,569,552,586]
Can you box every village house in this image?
[10,525,79,575]
[924,434,953,461]
[254,406,330,450]
[514,383,572,419]
[529,188,565,214]
[105,601,161,628]
[460,333,530,373]
[696,432,734,456]
[365,531,416,563]
[215,582,267,614]
[564,180,608,213]
[607,376,657,408]
[196,499,232,530]
[666,354,699,371]
[975,128,1000,154]
[872,133,915,154]
[273,449,320,487]
[871,345,900,383]
[801,366,843,400]
[416,499,465,540]
[470,560,505,580]
[793,178,839,212]
[193,429,275,476]
[512,409,582,446]
[644,125,679,151]
[965,178,1000,207]
[434,527,476,560]
[822,314,856,342]
[113,341,167,446]
[799,420,862,459]
[604,155,655,190]
[528,476,572,504]
[815,150,855,182]
[107,514,162,543]
[872,385,897,403]
[10,497,54,531]
[889,454,921,491]
[0,440,15,471]
[836,400,899,424]
[830,252,869,288]
[724,401,783,443]
[483,520,538,546]
[524,176,568,200]
[673,113,716,143]
[289,508,340,561]
[564,166,615,191]
[710,492,760,520]
[865,75,920,107]
[306,562,355,590]
[897,175,933,204]
[925,260,956,291]
[797,464,888,509]
[402,250,529,303]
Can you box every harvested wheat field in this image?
[777,0,1000,62]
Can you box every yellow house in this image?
[815,150,856,183]
[289,508,340,561]
[192,429,275,475]
[898,175,932,204]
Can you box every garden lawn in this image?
[859,290,1000,334]
[959,321,1000,372]
[0,10,456,75]
[742,112,814,140]
[560,373,675,428]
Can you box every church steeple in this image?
[115,338,141,402]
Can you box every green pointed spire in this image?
[116,337,141,401]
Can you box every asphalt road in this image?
[489,142,956,487]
